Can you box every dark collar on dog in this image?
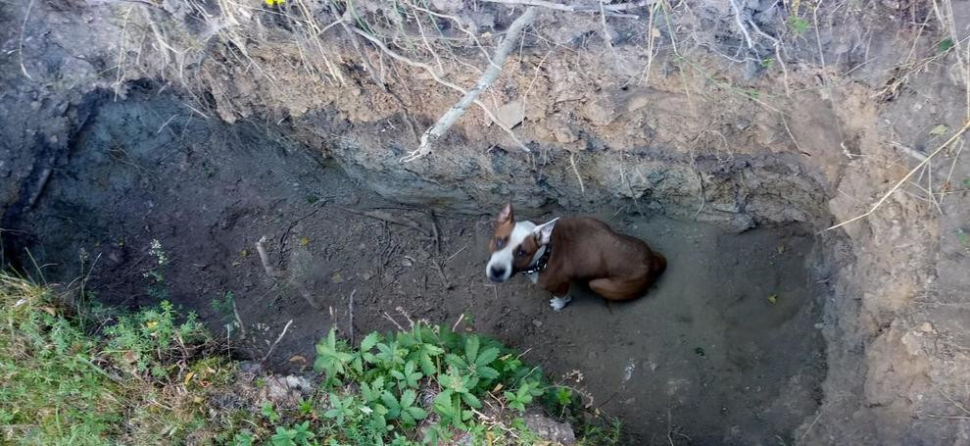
[523,245,552,275]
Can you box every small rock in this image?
[524,411,576,445]
[238,361,263,375]
[532,319,543,328]
[261,376,291,401]
[919,322,935,333]
[284,375,313,393]
[490,100,525,129]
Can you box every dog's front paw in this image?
[549,296,572,311]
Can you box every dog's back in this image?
[548,217,665,297]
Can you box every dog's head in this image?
[485,204,557,283]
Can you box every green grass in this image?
[0,272,621,445]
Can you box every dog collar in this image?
[523,245,552,275]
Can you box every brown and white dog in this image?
[485,204,666,311]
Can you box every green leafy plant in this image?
[445,335,501,386]
[322,393,356,426]
[262,402,281,424]
[230,431,255,446]
[313,329,354,385]
[143,239,169,300]
[298,398,314,417]
[309,323,556,443]
[940,38,955,53]
[104,299,206,379]
[506,380,543,412]
[390,360,423,389]
[210,290,239,335]
[387,389,427,427]
[789,17,810,36]
[270,421,315,446]
[1,269,607,446]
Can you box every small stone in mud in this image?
[524,411,575,445]
[532,319,542,328]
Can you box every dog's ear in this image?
[496,203,514,224]
[533,218,559,245]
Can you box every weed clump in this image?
[0,271,619,445]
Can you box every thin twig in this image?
[445,246,467,262]
[824,120,970,232]
[569,153,586,195]
[812,1,826,74]
[256,236,283,279]
[395,307,415,328]
[348,289,356,345]
[339,207,430,236]
[19,0,35,80]
[598,0,618,62]
[889,141,928,162]
[799,410,824,442]
[26,167,52,209]
[940,140,964,204]
[232,298,247,338]
[403,7,537,161]
[428,211,442,255]
[727,0,754,50]
[432,258,452,289]
[451,313,465,331]
[330,7,386,91]
[383,311,406,331]
[261,319,293,363]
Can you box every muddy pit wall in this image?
[2,0,970,444]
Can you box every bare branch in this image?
[351,27,529,154]
[403,7,537,161]
[482,0,654,17]
[727,0,753,50]
[261,319,293,363]
[255,236,283,280]
[19,0,36,80]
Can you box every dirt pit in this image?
[4,93,831,444]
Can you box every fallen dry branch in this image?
[432,258,452,290]
[350,21,530,157]
[824,119,970,232]
[402,7,537,162]
[232,298,247,338]
[19,0,35,80]
[257,235,321,310]
[261,319,293,363]
[340,207,431,236]
[255,236,283,280]
[482,0,653,18]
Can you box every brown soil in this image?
[11,94,825,444]
[3,0,970,444]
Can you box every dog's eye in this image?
[515,248,525,257]
[495,238,504,248]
